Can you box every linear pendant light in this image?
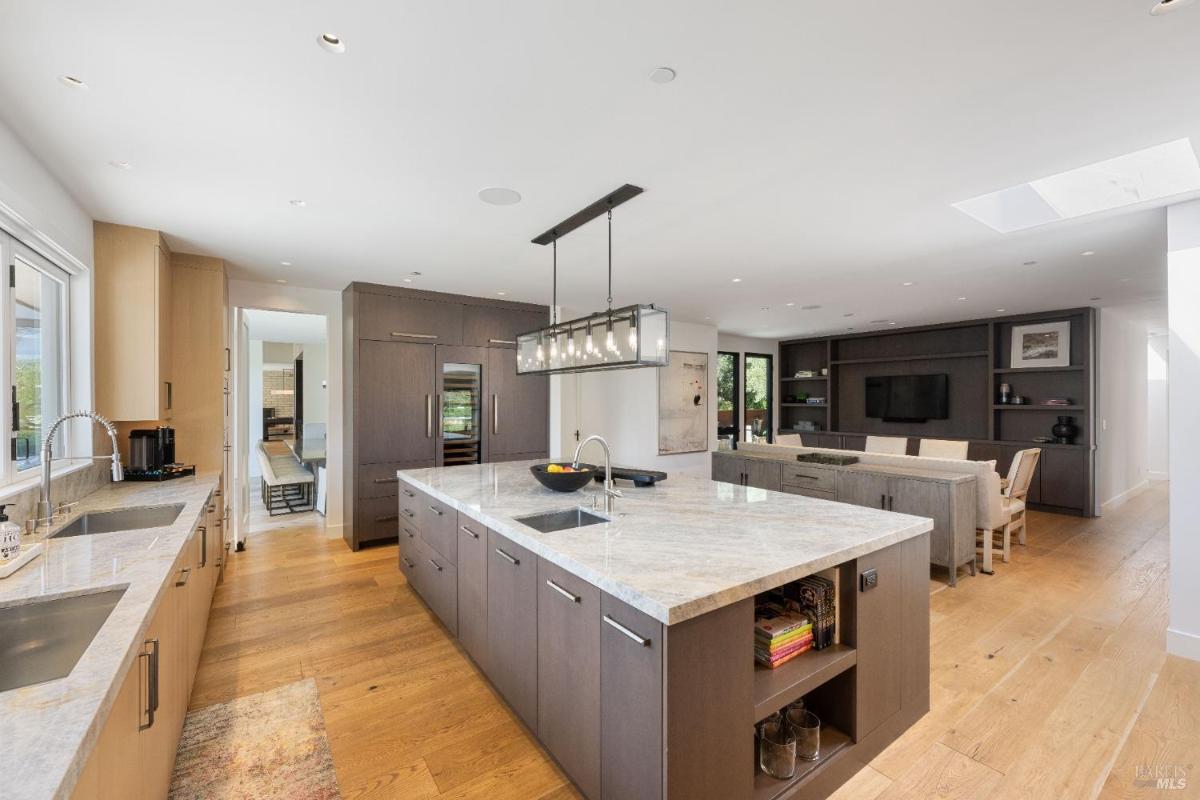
[517,184,669,375]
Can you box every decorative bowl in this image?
[530,463,596,492]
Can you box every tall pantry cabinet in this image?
[342,282,549,550]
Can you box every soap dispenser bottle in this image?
[0,505,19,561]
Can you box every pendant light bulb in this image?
[605,317,615,353]
[628,314,638,351]
[567,335,575,357]
[550,334,559,361]
[585,322,594,355]
[536,334,545,363]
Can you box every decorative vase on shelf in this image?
[1051,416,1078,445]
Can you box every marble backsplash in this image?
[1,462,112,528]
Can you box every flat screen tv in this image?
[865,374,949,423]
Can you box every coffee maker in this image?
[128,427,181,476]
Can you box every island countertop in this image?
[398,460,932,625]
[0,474,220,800]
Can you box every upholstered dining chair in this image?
[918,438,969,460]
[865,435,907,455]
[978,448,1041,567]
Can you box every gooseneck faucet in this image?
[573,434,621,514]
[38,411,125,531]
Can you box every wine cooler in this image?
[436,346,490,466]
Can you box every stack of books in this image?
[754,603,814,668]
[794,575,836,650]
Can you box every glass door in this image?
[440,361,483,465]
[744,353,773,443]
[717,351,741,441]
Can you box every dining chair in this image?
[865,435,907,455]
[978,448,1041,566]
[918,438,969,460]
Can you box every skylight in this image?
[953,138,1200,233]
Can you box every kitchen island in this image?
[398,460,932,800]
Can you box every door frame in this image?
[717,350,741,442]
[744,352,774,443]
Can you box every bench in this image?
[256,441,315,515]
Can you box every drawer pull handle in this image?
[402,488,415,497]
[402,527,415,539]
[460,525,479,539]
[546,579,580,603]
[401,557,415,569]
[402,508,415,518]
[488,338,516,345]
[603,615,651,647]
[393,331,438,339]
[375,514,399,523]
[790,474,819,481]
[428,505,443,516]
[175,567,191,587]
[495,547,519,565]
[427,558,443,572]
[374,477,400,485]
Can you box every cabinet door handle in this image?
[546,579,580,603]
[880,494,886,509]
[603,615,651,647]
[402,487,414,497]
[175,567,191,587]
[495,547,519,565]
[401,557,415,569]
[488,338,516,345]
[425,395,432,438]
[428,505,443,516]
[401,507,415,518]
[492,394,499,435]
[198,525,207,567]
[426,558,443,572]
[375,514,399,523]
[374,477,399,485]
[460,524,479,539]
[165,381,173,411]
[888,495,894,511]
[225,347,231,371]
[392,331,438,339]
[435,394,442,438]
[138,638,160,731]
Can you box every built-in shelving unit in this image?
[991,405,1084,411]
[753,726,852,800]
[752,643,856,721]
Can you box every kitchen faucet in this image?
[573,434,621,514]
[37,411,125,531]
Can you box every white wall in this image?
[552,318,719,477]
[1168,199,1200,662]
[247,339,263,477]
[717,334,782,438]
[301,342,328,427]
[1147,334,1169,480]
[229,280,343,531]
[1096,306,1150,512]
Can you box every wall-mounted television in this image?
[865,374,949,423]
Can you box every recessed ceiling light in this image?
[276,279,287,284]
[1023,260,1037,266]
[957,296,968,301]
[59,75,87,89]
[649,67,677,84]
[108,160,132,170]
[289,199,307,207]
[760,306,770,312]
[410,271,422,276]
[478,187,521,205]
[497,290,506,296]
[786,302,795,307]
[888,322,898,326]
[1081,250,1095,256]
[280,261,291,266]
[403,278,413,283]
[801,305,822,311]
[843,313,854,317]
[869,319,889,324]
[996,308,1006,312]
[1090,296,1103,301]
[901,281,915,287]
[731,278,742,283]
[1151,0,1194,15]
[317,33,346,54]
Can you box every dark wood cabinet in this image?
[488,347,549,459]
[744,459,782,491]
[357,291,463,344]
[418,546,458,635]
[463,305,545,349]
[356,340,436,465]
[456,513,488,668]
[417,491,457,565]
[600,593,663,800]
[487,530,538,730]
[538,558,602,800]
[1040,448,1085,510]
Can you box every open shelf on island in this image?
[753,644,856,722]
[753,724,852,800]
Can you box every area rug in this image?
[169,678,341,800]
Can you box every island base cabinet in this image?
[600,593,664,800]
[487,531,538,731]
[456,514,489,668]
[537,559,602,800]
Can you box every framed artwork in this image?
[1010,321,1071,368]
[658,351,708,455]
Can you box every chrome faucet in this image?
[573,434,621,514]
[37,411,125,531]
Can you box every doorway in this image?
[744,353,773,443]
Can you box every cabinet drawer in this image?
[457,513,489,668]
[782,465,837,492]
[419,493,457,565]
[418,546,458,635]
[462,305,546,349]
[356,495,400,543]
[359,463,405,498]
[782,485,837,501]
[357,291,463,344]
[399,531,422,592]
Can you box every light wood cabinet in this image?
[94,222,174,422]
[169,255,228,473]
[744,459,782,491]
[836,470,890,509]
[711,454,745,485]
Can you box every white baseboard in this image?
[1100,480,1150,514]
[1167,627,1200,662]
[1148,470,1169,481]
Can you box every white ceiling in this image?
[0,0,1190,336]
[244,308,326,344]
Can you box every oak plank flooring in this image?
[192,482,1193,799]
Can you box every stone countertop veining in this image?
[715,447,976,484]
[0,474,220,800]
[398,461,932,626]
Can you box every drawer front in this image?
[782,464,837,493]
[782,485,837,501]
[418,546,458,635]
[418,492,457,564]
[487,531,539,730]
[356,495,400,543]
[398,529,422,592]
[359,463,405,498]
[357,290,463,345]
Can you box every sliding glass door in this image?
[744,353,773,443]
[717,351,740,441]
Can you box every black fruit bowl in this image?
[530,463,597,492]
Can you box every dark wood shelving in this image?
[830,350,988,366]
[992,405,1085,411]
[752,724,852,800]
[995,439,1087,450]
[780,376,828,382]
[781,403,828,409]
[753,644,856,722]
[993,365,1085,374]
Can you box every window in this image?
[717,351,740,441]
[744,353,773,443]
[1,231,70,483]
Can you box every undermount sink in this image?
[51,503,185,539]
[0,588,126,693]
[514,507,608,533]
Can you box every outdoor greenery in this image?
[15,359,42,467]
[744,356,769,410]
[717,353,736,412]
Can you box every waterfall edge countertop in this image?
[398,460,933,625]
[0,474,220,800]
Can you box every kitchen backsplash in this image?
[2,462,112,528]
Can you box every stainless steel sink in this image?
[51,503,185,539]
[514,507,608,533]
[0,588,126,693]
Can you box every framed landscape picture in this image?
[1010,321,1071,368]
[658,351,708,455]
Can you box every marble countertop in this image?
[0,474,220,800]
[398,461,932,625]
[715,448,976,483]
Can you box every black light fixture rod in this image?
[607,208,613,309]
[552,236,558,325]
[530,184,644,246]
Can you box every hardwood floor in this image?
[192,482,1196,799]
